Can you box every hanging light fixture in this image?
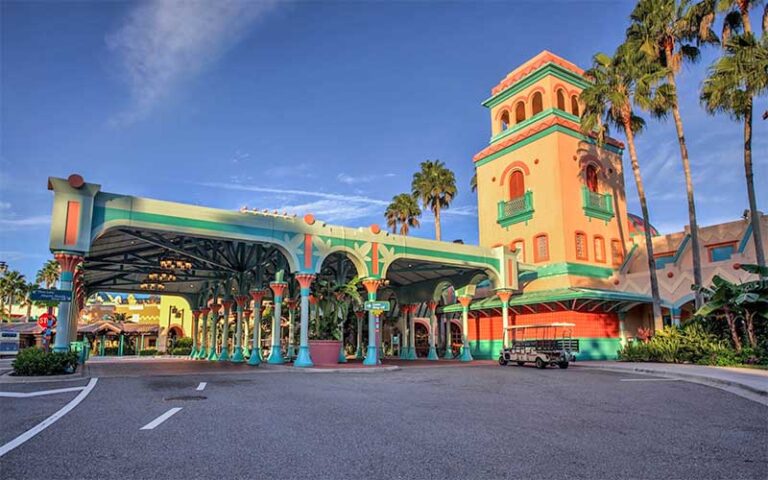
[159,256,193,271]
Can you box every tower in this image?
[474,51,630,292]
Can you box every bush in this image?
[174,337,193,349]
[139,349,158,356]
[170,347,191,356]
[12,348,79,376]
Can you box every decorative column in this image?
[248,289,266,366]
[52,253,83,353]
[443,316,454,360]
[189,310,200,358]
[457,296,473,362]
[671,307,682,327]
[232,295,250,363]
[354,310,365,359]
[267,282,288,364]
[197,307,210,359]
[208,303,221,361]
[426,301,439,360]
[398,305,408,359]
[242,309,252,358]
[362,278,383,366]
[285,298,298,359]
[118,333,124,356]
[496,289,513,349]
[618,312,627,347]
[406,304,418,360]
[294,274,315,368]
[218,299,234,361]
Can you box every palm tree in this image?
[717,0,766,39]
[1,270,27,320]
[411,160,457,241]
[385,193,422,236]
[701,32,768,268]
[626,0,718,308]
[580,46,665,330]
[36,259,61,288]
[22,282,39,321]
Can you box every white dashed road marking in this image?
[0,378,98,458]
[140,408,182,430]
[196,382,206,391]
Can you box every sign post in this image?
[38,313,57,353]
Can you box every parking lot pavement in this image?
[1,364,766,479]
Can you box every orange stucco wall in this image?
[466,311,620,342]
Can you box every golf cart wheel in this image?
[558,361,569,369]
[498,356,508,366]
[516,361,525,366]
[535,357,546,369]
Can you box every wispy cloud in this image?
[0,251,49,262]
[106,0,277,125]
[199,181,390,206]
[273,199,381,223]
[336,173,396,185]
[0,215,51,230]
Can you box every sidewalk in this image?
[576,361,768,405]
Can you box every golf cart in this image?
[498,323,576,369]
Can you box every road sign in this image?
[364,301,390,311]
[38,313,56,330]
[30,289,71,302]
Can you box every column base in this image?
[442,348,454,360]
[294,345,313,368]
[218,348,230,362]
[231,347,244,363]
[208,349,218,361]
[427,346,439,360]
[405,347,417,360]
[248,349,262,366]
[355,347,364,360]
[267,345,285,364]
[458,346,473,362]
[363,345,379,366]
[287,345,296,359]
[338,345,348,363]
[189,347,197,359]
[243,346,251,358]
[196,347,207,359]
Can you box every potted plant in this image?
[309,277,362,364]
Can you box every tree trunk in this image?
[8,294,14,318]
[743,99,766,268]
[665,64,704,307]
[745,311,757,349]
[434,206,442,241]
[723,307,742,352]
[26,303,32,320]
[623,121,664,331]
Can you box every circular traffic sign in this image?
[38,313,57,330]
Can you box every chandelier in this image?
[139,282,166,291]
[159,257,193,271]
[147,271,177,282]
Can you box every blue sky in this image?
[1,0,766,279]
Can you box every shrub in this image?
[139,349,158,356]
[174,337,193,349]
[170,347,191,356]
[619,324,738,365]
[12,348,79,376]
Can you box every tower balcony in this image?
[497,190,534,227]
[582,186,614,222]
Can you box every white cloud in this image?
[106,0,277,125]
[274,199,380,223]
[336,173,396,185]
[0,201,10,210]
[199,181,390,206]
[0,215,51,230]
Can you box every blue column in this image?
[362,279,382,366]
[406,305,417,360]
[443,316,454,360]
[294,274,315,368]
[232,296,247,363]
[197,307,210,359]
[248,290,265,366]
[52,254,82,353]
[189,310,199,358]
[267,282,287,364]
[355,312,364,359]
[218,300,233,361]
[427,301,439,360]
[208,304,220,361]
[458,297,473,362]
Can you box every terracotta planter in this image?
[309,340,342,365]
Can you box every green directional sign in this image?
[30,289,71,302]
[364,301,390,311]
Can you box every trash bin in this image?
[70,341,88,364]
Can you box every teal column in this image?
[294,274,315,368]
[398,307,408,359]
[232,296,248,363]
[426,301,439,360]
[497,290,512,349]
[51,253,83,353]
[362,279,382,366]
[355,311,364,359]
[197,307,210,359]
[267,282,287,364]
[337,309,347,363]
[99,334,105,356]
[248,290,265,366]
[443,316,454,360]
[287,300,297,359]
[242,315,251,358]
[208,303,221,361]
[189,310,199,358]
[406,304,417,360]
[218,299,233,361]
[671,307,682,327]
[458,296,473,362]
[118,334,124,357]
[139,334,144,354]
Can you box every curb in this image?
[0,369,89,384]
[287,365,401,374]
[576,364,768,398]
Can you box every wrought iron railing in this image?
[581,186,614,222]
[497,191,534,227]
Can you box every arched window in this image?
[515,101,526,123]
[556,89,566,111]
[508,170,525,199]
[585,164,599,193]
[511,239,525,263]
[611,239,624,266]
[571,95,580,116]
[531,92,543,115]
[500,110,510,131]
[534,234,549,263]
[594,236,606,263]
[575,232,588,260]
